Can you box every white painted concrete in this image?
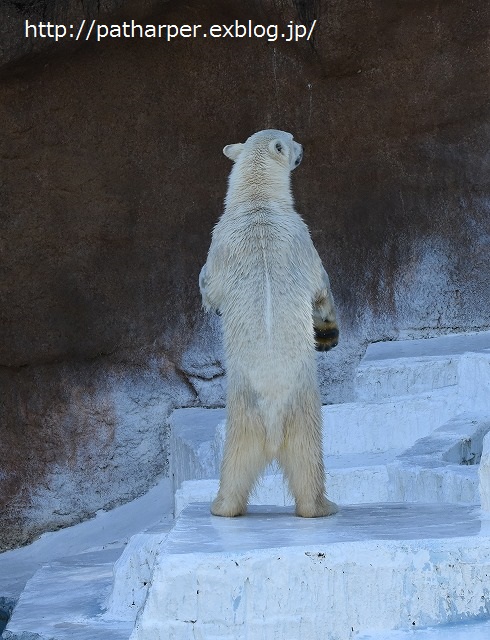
[3,551,133,640]
[387,413,490,504]
[322,389,459,454]
[130,503,490,640]
[104,520,173,621]
[479,432,490,512]
[169,408,225,492]
[174,412,489,515]
[358,618,490,639]
[170,389,462,491]
[355,355,459,401]
[4,331,490,640]
[361,331,490,361]
[174,458,392,516]
[0,477,173,605]
[356,330,490,402]
[170,334,490,493]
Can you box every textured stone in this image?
[131,503,490,640]
[479,432,490,512]
[0,356,194,550]
[0,1,165,68]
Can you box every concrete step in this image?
[5,333,490,640]
[0,477,174,640]
[169,407,225,493]
[480,431,490,510]
[2,515,175,640]
[104,519,174,622]
[170,390,461,491]
[172,412,489,516]
[174,451,394,515]
[322,389,459,454]
[130,502,490,640]
[357,618,490,639]
[3,549,132,640]
[0,476,173,608]
[174,412,490,517]
[170,333,490,492]
[355,330,490,401]
[388,413,490,503]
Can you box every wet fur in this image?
[200,129,339,518]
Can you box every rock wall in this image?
[1,0,489,549]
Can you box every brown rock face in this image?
[1,0,489,549]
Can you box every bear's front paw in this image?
[314,320,339,352]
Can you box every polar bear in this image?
[199,129,339,518]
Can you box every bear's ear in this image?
[223,143,244,161]
[269,138,289,160]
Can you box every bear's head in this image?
[223,130,303,172]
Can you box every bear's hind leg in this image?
[279,394,338,518]
[211,404,268,517]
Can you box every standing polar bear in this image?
[199,129,339,518]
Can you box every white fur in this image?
[200,129,338,518]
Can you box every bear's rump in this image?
[226,356,319,455]
[224,302,318,421]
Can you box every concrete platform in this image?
[170,390,461,492]
[174,450,395,515]
[4,331,490,640]
[3,549,132,640]
[170,334,490,497]
[356,330,490,402]
[174,412,488,515]
[358,618,490,639]
[131,503,490,640]
[5,503,490,640]
[361,331,490,362]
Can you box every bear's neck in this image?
[225,160,294,212]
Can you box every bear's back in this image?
[213,207,319,379]
[215,206,315,297]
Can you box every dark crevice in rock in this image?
[172,366,201,402]
[0,349,120,371]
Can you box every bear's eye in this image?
[275,141,283,154]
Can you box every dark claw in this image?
[315,327,339,352]
[315,327,339,340]
[315,340,338,352]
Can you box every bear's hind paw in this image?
[211,496,246,517]
[296,497,339,518]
